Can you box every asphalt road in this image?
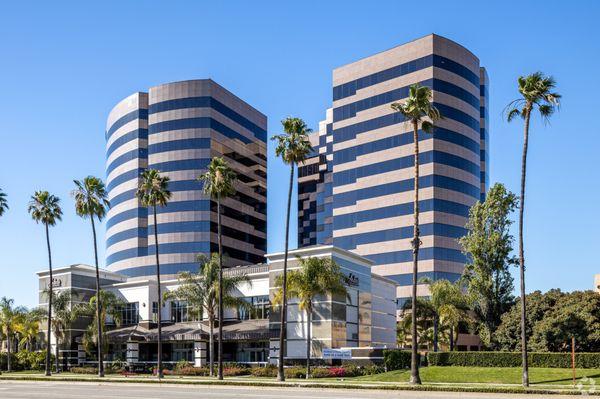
[0,381,584,399]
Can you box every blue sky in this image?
[0,1,598,307]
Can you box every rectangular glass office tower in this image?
[299,34,488,308]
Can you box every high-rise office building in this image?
[299,34,488,307]
[105,79,267,278]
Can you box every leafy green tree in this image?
[273,257,347,378]
[391,84,442,385]
[459,183,517,344]
[494,290,600,352]
[74,291,125,358]
[0,297,26,372]
[72,176,110,377]
[506,72,561,387]
[397,298,436,349]
[427,279,469,351]
[17,308,44,352]
[28,190,62,376]
[165,253,252,376]
[198,157,237,380]
[43,290,76,372]
[0,188,8,217]
[271,117,313,381]
[136,169,171,379]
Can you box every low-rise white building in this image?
[37,245,397,367]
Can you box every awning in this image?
[105,320,275,343]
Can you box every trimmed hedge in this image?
[383,350,417,371]
[427,351,600,369]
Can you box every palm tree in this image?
[506,72,560,387]
[17,308,44,352]
[391,84,441,385]
[0,188,8,217]
[74,291,124,360]
[28,190,62,376]
[397,298,436,349]
[273,257,347,378]
[165,253,252,376]
[271,117,313,381]
[72,176,110,377]
[427,279,469,351]
[136,169,171,378]
[198,157,237,380]
[0,297,26,372]
[45,290,77,372]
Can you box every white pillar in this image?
[77,345,86,365]
[126,342,139,364]
[269,339,279,365]
[194,341,206,367]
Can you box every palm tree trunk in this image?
[55,337,60,373]
[7,335,12,372]
[449,326,454,351]
[153,204,163,379]
[306,305,311,379]
[519,107,531,388]
[410,121,421,385]
[91,216,104,378]
[209,316,214,377]
[433,315,439,352]
[277,164,294,382]
[45,222,53,376]
[217,196,224,380]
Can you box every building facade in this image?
[37,247,397,366]
[299,34,488,310]
[105,79,267,279]
[37,265,127,367]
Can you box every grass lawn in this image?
[353,366,600,385]
[3,367,600,389]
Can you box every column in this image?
[126,342,139,364]
[193,341,207,367]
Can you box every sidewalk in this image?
[0,372,594,396]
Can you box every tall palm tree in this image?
[72,176,110,377]
[0,188,8,217]
[28,190,62,376]
[506,72,560,387]
[198,157,237,380]
[0,297,26,372]
[136,169,171,379]
[391,84,441,385]
[165,253,252,376]
[271,117,313,381]
[273,257,347,378]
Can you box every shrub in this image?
[427,352,600,369]
[223,366,251,377]
[174,360,191,372]
[15,351,49,371]
[310,367,332,378]
[284,366,306,379]
[173,366,209,376]
[383,350,415,371]
[250,365,277,377]
[71,366,98,374]
[361,364,385,375]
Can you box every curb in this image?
[0,375,596,396]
